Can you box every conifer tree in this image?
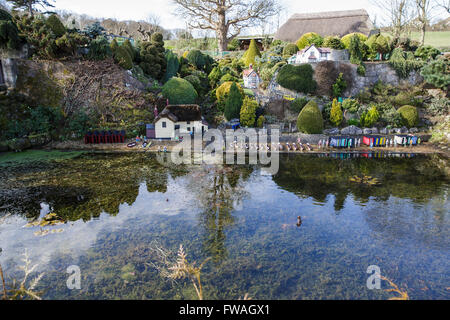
[242,39,261,67]
[224,82,243,121]
[330,98,343,126]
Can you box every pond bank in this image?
[43,139,450,158]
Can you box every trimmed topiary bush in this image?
[162,77,198,105]
[296,32,323,50]
[289,97,309,114]
[341,33,368,49]
[276,64,316,94]
[323,36,344,49]
[296,100,323,134]
[282,43,299,57]
[397,105,419,128]
[242,39,261,66]
[224,82,243,121]
[216,81,244,102]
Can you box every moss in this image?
[397,105,419,128]
[296,100,323,134]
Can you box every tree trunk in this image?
[420,25,426,46]
[28,0,33,16]
[217,10,228,52]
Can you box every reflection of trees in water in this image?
[189,165,253,264]
[273,154,449,247]
[273,154,449,211]
[0,153,187,222]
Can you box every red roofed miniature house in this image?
[243,64,261,89]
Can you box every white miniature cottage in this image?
[289,44,349,64]
[243,64,261,89]
[154,104,209,139]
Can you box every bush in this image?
[323,36,344,49]
[216,81,244,102]
[420,56,449,89]
[392,91,416,106]
[389,48,423,78]
[426,97,450,116]
[330,98,343,126]
[282,43,299,57]
[186,49,206,70]
[162,77,198,105]
[341,33,368,49]
[227,38,239,51]
[87,36,111,60]
[220,73,238,84]
[342,99,359,113]
[46,14,66,38]
[276,64,316,94]
[415,46,441,61]
[296,32,323,50]
[163,50,180,83]
[184,75,202,93]
[240,96,258,127]
[256,115,265,128]
[360,105,380,127]
[397,105,419,128]
[357,63,366,76]
[289,97,309,114]
[242,39,261,66]
[296,100,323,134]
[0,19,21,50]
[332,73,347,98]
[224,82,243,121]
[347,119,360,126]
[113,45,133,70]
[0,9,12,21]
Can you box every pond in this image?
[0,151,448,300]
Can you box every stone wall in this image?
[267,61,423,100]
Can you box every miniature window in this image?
[162,122,166,128]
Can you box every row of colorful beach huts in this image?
[324,135,420,149]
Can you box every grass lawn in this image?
[383,31,450,50]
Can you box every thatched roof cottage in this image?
[274,9,374,42]
[154,105,208,139]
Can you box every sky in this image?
[21,0,450,34]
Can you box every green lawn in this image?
[383,31,450,50]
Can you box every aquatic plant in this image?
[1,250,44,300]
[349,175,381,186]
[148,243,210,300]
[380,275,409,300]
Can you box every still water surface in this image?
[0,152,448,299]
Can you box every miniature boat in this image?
[127,142,137,148]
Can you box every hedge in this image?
[397,105,419,128]
[276,64,316,94]
[297,100,323,134]
[162,77,198,105]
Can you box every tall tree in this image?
[173,0,279,52]
[414,0,434,45]
[435,0,450,13]
[6,0,54,16]
[371,0,414,38]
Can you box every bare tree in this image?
[414,0,435,45]
[435,0,450,13]
[172,0,280,52]
[371,0,415,38]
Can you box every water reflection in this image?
[0,152,448,299]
